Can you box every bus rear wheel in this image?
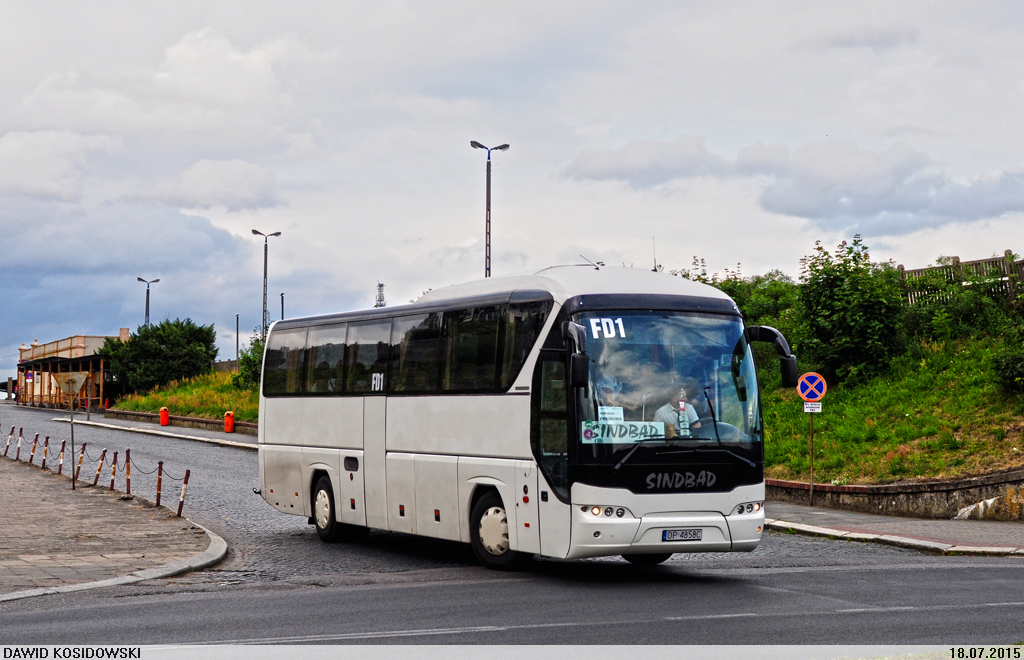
[470,491,529,570]
[622,553,673,566]
[313,476,344,543]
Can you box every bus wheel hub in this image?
[479,506,509,555]
[315,490,331,528]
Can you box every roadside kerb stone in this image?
[52,418,256,451]
[767,519,1020,556]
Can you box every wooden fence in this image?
[897,249,1023,305]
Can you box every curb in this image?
[765,518,1024,556]
[0,522,227,603]
[51,418,257,451]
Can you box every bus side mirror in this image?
[746,325,799,388]
[780,355,798,388]
[561,321,588,355]
[570,353,589,392]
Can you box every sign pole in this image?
[69,389,76,491]
[809,412,814,507]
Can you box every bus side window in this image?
[500,301,552,389]
[443,306,502,392]
[532,353,569,501]
[345,319,392,393]
[263,327,308,396]
[391,313,442,393]
[306,323,347,394]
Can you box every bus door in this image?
[533,350,572,559]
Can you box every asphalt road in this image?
[2,402,1023,644]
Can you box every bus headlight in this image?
[591,506,602,516]
[733,501,764,516]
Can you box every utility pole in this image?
[470,141,509,278]
[137,278,159,328]
[251,229,281,337]
[235,313,239,365]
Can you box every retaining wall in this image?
[104,409,258,437]
[767,468,1024,520]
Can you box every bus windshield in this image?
[574,311,761,465]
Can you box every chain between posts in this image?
[2,424,191,514]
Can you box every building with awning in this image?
[16,329,129,410]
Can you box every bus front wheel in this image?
[622,553,673,566]
[470,491,529,570]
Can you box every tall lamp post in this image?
[470,141,509,278]
[251,229,281,337]
[136,278,159,327]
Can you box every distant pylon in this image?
[374,282,386,308]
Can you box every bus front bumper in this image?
[565,507,764,559]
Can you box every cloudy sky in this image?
[3,1,1024,379]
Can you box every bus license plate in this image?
[662,528,701,542]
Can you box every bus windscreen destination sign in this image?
[581,421,665,444]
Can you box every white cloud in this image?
[0,130,118,200]
[145,159,278,210]
[565,135,1024,234]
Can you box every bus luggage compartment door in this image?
[514,460,540,554]
[340,450,366,527]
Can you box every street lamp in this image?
[470,141,509,278]
[137,277,160,328]
[251,229,281,337]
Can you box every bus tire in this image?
[622,553,672,566]
[313,476,343,543]
[470,490,529,570]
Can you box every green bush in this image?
[992,327,1024,393]
[231,327,266,391]
[799,236,904,384]
[100,319,218,395]
[901,256,1017,342]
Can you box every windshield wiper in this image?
[659,446,757,468]
[703,387,722,447]
[613,438,661,472]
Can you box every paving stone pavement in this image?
[0,454,209,594]
[766,501,1024,551]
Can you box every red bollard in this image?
[177,469,191,517]
[224,411,235,433]
[156,461,163,507]
[93,448,107,486]
[15,429,24,461]
[105,398,110,410]
[125,449,131,495]
[57,441,67,475]
[4,426,13,457]
[159,407,169,426]
[75,443,87,481]
[40,437,50,470]
[109,452,118,490]
[28,434,39,464]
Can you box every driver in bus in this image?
[652,383,702,438]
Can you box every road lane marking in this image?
[198,600,1024,644]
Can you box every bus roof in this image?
[418,265,732,304]
[272,265,736,330]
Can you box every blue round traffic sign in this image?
[797,372,827,402]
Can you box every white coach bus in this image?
[256,266,798,569]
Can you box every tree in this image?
[231,327,266,390]
[799,236,904,384]
[100,319,218,394]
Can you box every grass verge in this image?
[112,372,258,422]
[762,336,1024,484]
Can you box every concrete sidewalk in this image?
[53,414,257,450]
[766,501,1024,555]
[0,454,215,596]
